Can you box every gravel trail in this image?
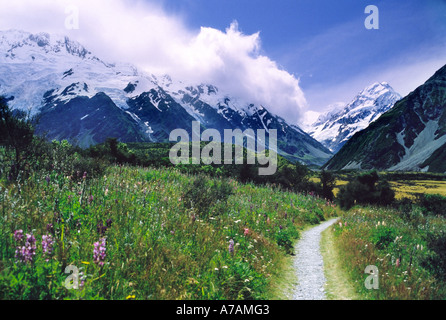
[293,218,338,300]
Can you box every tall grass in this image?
[0,165,337,300]
[332,206,446,299]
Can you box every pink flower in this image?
[93,238,107,267]
[244,228,249,236]
[396,258,400,267]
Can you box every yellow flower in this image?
[126,295,136,300]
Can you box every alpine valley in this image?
[0,30,333,166]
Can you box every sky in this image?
[0,0,445,127]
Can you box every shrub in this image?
[183,175,233,217]
[422,229,446,280]
[371,226,397,249]
[417,194,446,217]
[337,171,395,210]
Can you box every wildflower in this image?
[88,195,94,204]
[97,221,107,235]
[170,230,175,235]
[42,234,54,262]
[93,238,107,267]
[45,176,50,185]
[83,172,87,179]
[229,239,234,255]
[46,223,54,235]
[14,230,23,242]
[105,188,109,196]
[244,228,249,236]
[396,258,400,267]
[15,232,36,264]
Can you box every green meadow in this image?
[0,165,337,300]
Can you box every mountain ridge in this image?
[308,82,401,153]
[323,63,446,172]
[0,29,332,166]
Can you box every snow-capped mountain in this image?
[0,30,332,166]
[324,63,446,173]
[308,82,402,153]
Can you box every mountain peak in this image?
[308,82,401,153]
[323,63,446,172]
[0,29,92,60]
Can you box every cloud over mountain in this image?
[0,0,307,124]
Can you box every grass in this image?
[0,165,337,300]
[320,224,360,300]
[331,206,446,300]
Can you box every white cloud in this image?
[0,0,307,124]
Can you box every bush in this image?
[417,194,446,217]
[275,229,294,255]
[337,171,395,210]
[423,230,446,280]
[183,175,233,217]
[371,226,397,249]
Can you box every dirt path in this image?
[293,218,338,300]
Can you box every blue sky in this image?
[159,0,446,114]
[0,0,445,125]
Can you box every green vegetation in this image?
[2,96,446,300]
[337,170,395,210]
[0,98,337,300]
[332,205,446,299]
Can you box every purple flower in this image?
[14,232,36,264]
[42,234,54,262]
[14,230,23,242]
[228,239,234,256]
[46,223,54,235]
[45,176,50,185]
[93,238,107,267]
[97,221,107,235]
